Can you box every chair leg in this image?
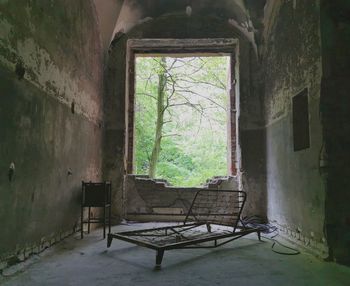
[155,250,165,270]
[88,207,91,234]
[108,206,111,234]
[103,205,106,239]
[81,206,84,239]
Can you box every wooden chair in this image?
[81,181,112,239]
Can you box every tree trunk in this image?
[149,57,167,178]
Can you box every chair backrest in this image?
[82,181,111,207]
[184,189,246,231]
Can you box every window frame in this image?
[125,38,240,177]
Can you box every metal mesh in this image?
[111,190,249,248]
[184,190,245,227]
[124,224,233,246]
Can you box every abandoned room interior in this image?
[1,0,350,285]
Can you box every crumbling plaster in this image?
[104,12,266,222]
[124,175,241,222]
[0,0,103,124]
[262,0,327,257]
[110,0,260,50]
[0,0,104,268]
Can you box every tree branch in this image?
[178,77,226,90]
[161,133,180,138]
[175,88,227,111]
[136,92,157,100]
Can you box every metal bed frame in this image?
[107,189,261,269]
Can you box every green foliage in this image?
[134,56,229,186]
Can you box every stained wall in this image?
[0,0,103,266]
[320,0,350,265]
[263,0,327,255]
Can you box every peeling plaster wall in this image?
[320,0,350,265]
[105,13,267,221]
[0,0,103,265]
[263,0,327,255]
[0,2,103,124]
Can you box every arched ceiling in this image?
[93,0,267,52]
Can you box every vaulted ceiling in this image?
[93,0,268,52]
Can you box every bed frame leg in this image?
[155,250,164,270]
[206,223,212,233]
[107,234,113,248]
[257,230,261,241]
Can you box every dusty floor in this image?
[1,223,350,286]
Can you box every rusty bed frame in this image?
[107,189,261,269]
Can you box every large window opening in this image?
[134,55,230,187]
[125,39,239,187]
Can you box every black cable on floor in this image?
[241,215,300,256]
[262,235,300,255]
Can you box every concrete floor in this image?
[1,223,350,286]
